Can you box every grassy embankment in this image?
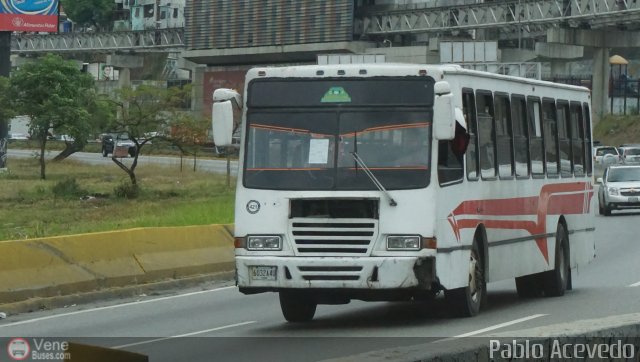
[593,114,640,146]
[0,153,235,241]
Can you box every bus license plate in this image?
[250,266,277,281]
[629,197,639,202]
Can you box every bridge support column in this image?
[191,66,205,114]
[592,47,610,124]
[550,60,566,78]
[0,31,10,170]
[118,68,131,88]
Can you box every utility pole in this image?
[0,31,10,170]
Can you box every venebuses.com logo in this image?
[6,338,71,361]
[7,338,30,361]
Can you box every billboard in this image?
[0,0,59,32]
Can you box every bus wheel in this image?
[445,241,485,317]
[279,291,317,322]
[544,224,570,297]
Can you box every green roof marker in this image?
[321,87,352,103]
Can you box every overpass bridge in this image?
[10,28,184,54]
[9,0,640,54]
[7,0,640,121]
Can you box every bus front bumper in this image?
[236,256,435,291]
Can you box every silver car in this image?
[598,165,640,216]
[620,146,640,165]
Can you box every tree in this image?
[61,0,114,31]
[107,84,193,188]
[170,113,210,172]
[52,95,114,162]
[10,54,95,179]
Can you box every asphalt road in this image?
[1,212,639,361]
[6,149,238,176]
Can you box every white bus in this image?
[212,64,595,322]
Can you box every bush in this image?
[114,181,139,199]
[52,178,86,198]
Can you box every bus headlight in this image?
[247,235,282,250]
[387,235,421,251]
[608,187,619,196]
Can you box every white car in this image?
[597,165,640,216]
[8,132,29,140]
[593,146,621,167]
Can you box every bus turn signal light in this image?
[234,237,246,248]
[422,237,437,249]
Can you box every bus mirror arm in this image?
[351,152,398,207]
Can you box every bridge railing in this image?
[11,28,185,53]
[357,0,640,35]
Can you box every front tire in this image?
[445,240,485,317]
[279,291,317,322]
[102,148,108,157]
[544,224,570,297]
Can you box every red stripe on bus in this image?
[447,182,594,263]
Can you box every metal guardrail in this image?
[11,28,184,53]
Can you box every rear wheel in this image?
[445,240,485,317]
[544,224,570,297]
[279,291,317,322]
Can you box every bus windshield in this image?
[244,111,431,190]
[243,78,434,191]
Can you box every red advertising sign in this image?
[0,0,59,32]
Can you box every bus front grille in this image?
[290,218,378,256]
[298,266,363,281]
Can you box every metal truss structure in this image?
[8,0,640,54]
[357,0,640,36]
[11,28,184,54]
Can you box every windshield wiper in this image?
[351,152,397,207]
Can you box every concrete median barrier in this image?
[0,225,235,305]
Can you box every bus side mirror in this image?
[433,81,455,140]
[212,88,241,147]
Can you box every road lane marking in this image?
[629,281,640,287]
[113,321,256,349]
[0,286,237,329]
[453,314,547,337]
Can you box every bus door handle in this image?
[476,207,483,213]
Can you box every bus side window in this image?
[463,89,479,180]
[557,101,572,177]
[543,99,559,177]
[495,94,514,178]
[512,95,530,178]
[438,134,464,186]
[570,102,585,176]
[528,98,545,176]
[476,91,497,179]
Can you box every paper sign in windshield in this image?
[308,139,330,164]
